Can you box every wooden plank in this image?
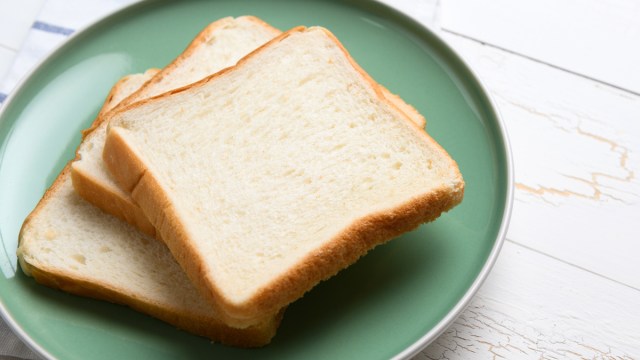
[420,241,640,359]
[439,32,640,289]
[441,0,640,94]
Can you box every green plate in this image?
[0,0,512,358]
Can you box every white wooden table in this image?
[1,1,639,359]
[422,1,640,358]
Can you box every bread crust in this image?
[103,27,464,327]
[26,265,283,347]
[74,18,425,241]
[72,69,160,232]
[17,164,74,268]
[17,164,283,347]
[71,17,281,233]
[71,165,157,237]
[81,69,160,139]
[25,257,283,347]
[378,84,427,128]
[107,16,282,114]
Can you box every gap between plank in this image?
[441,28,640,98]
[505,238,640,293]
[0,43,16,51]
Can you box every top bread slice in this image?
[103,27,464,328]
[71,16,426,238]
[17,71,283,347]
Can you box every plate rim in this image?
[0,0,514,359]
[392,59,514,360]
[380,2,514,357]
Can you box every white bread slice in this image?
[71,16,426,238]
[72,16,280,237]
[17,74,283,347]
[103,27,464,328]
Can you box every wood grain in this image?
[439,31,640,290]
[411,23,640,359]
[441,0,640,94]
[420,241,640,359]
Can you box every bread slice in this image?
[71,16,281,237]
[17,74,283,347]
[103,27,464,328]
[71,16,425,238]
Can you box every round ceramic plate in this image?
[0,0,512,358]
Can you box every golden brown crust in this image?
[17,164,282,347]
[103,27,308,120]
[99,69,161,116]
[75,17,278,222]
[104,129,281,328]
[72,69,160,229]
[24,262,281,347]
[73,18,282,236]
[378,85,427,129]
[81,69,160,140]
[245,184,464,318]
[238,15,282,34]
[318,26,461,175]
[108,16,281,115]
[103,26,464,327]
[17,164,74,259]
[70,164,157,237]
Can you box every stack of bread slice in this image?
[17,16,463,347]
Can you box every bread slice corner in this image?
[70,17,282,237]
